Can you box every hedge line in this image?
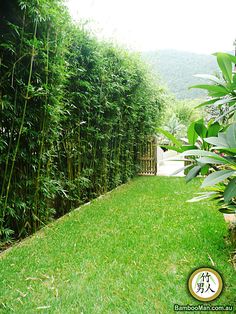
[0,0,165,245]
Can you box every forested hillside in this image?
[142,50,219,99]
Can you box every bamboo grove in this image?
[0,0,165,245]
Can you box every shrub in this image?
[0,0,164,245]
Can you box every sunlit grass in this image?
[0,176,235,313]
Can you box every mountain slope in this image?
[142,50,218,99]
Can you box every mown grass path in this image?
[0,177,235,313]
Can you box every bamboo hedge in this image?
[0,0,165,245]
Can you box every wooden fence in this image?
[138,136,157,175]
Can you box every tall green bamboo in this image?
[2,19,38,225]
[0,0,164,246]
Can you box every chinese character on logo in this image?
[188,268,223,302]
[196,272,215,294]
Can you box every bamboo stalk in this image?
[3,20,38,220]
[1,9,26,199]
[34,29,50,200]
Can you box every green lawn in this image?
[0,177,235,313]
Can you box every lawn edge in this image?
[0,182,127,258]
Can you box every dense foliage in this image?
[158,97,202,142]
[182,53,236,215]
[160,53,236,219]
[0,0,164,245]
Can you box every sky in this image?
[66,0,236,55]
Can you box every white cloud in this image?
[66,0,236,54]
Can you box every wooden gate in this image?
[138,136,157,175]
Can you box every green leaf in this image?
[201,170,235,188]
[224,178,236,203]
[189,84,228,95]
[214,52,232,83]
[214,97,236,106]
[226,123,236,147]
[219,206,236,214]
[224,53,236,64]
[194,74,222,84]
[187,122,198,145]
[187,192,218,202]
[207,122,221,137]
[182,149,224,160]
[171,165,192,176]
[158,128,182,147]
[204,136,228,147]
[218,147,236,154]
[195,98,220,109]
[181,145,198,151]
[200,164,210,175]
[197,157,228,165]
[185,165,201,183]
[194,120,207,139]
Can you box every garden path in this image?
[157,150,184,176]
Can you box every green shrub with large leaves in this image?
[190,52,236,121]
[159,52,236,215]
[182,53,236,214]
[183,122,236,213]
